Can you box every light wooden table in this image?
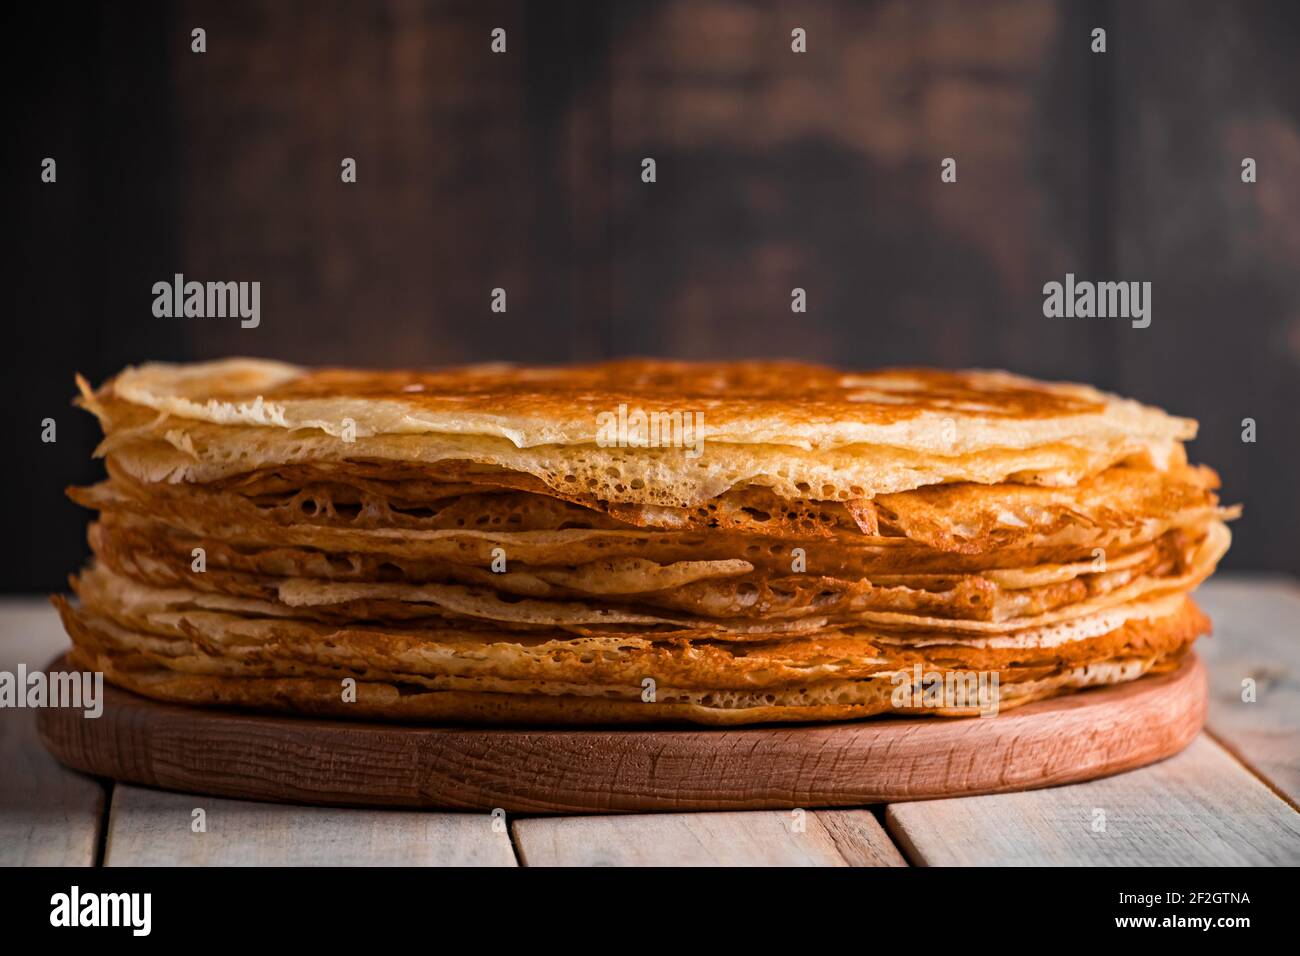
[3,576,1298,866]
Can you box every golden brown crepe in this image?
[54,359,1235,724]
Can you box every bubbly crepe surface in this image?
[56,359,1235,725]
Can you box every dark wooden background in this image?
[8,0,1299,590]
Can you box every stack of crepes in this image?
[55,359,1236,725]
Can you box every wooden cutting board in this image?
[37,653,1206,813]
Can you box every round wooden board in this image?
[38,654,1206,813]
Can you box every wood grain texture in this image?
[0,600,106,866]
[1195,576,1300,807]
[170,0,583,370]
[39,652,1205,814]
[602,0,1102,377]
[103,785,516,867]
[513,809,904,867]
[1111,0,1300,580]
[885,735,1300,866]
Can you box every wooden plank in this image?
[103,785,516,866]
[1195,576,1300,807]
[0,599,106,866]
[1111,0,1300,578]
[513,810,905,867]
[885,735,1300,866]
[6,4,187,596]
[814,810,910,867]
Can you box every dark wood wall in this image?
[8,0,1298,590]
